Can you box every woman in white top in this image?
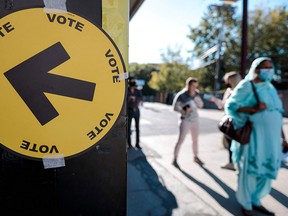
[172,77,204,168]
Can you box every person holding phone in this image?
[172,77,204,168]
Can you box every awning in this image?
[130,0,145,20]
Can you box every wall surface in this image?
[0,1,128,215]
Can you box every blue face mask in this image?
[259,68,274,81]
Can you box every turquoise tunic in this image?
[224,70,283,209]
[225,80,283,176]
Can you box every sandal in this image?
[252,205,275,215]
[242,208,254,216]
[194,157,204,166]
[172,160,180,169]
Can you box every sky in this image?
[128,0,287,67]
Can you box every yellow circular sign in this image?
[0,8,126,159]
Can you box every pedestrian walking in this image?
[172,77,204,168]
[225,57,286,216]
[127,77,143,149]
[221,71,242,171]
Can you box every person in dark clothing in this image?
[127,77,143,149]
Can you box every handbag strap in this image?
[250,81,260,105]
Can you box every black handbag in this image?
[218,81,259,145]
[218,115,253,144]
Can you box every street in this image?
[127,102,288,216]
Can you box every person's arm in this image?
[229,81,266,114]
[174,97,192,114]
[137,90,143,106]
[172,91,183,113]
[236,102,266,114]
[174,100,184,113]
[194,95,204,108]
[222,88,231,106]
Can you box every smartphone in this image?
[183,104,190,111]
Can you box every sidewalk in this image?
[127,148,218,216]
[127,103,288,216]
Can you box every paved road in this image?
[127,102,288,216]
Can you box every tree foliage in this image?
[156,47,192,93]
[188,4,240,91]
[128,63,159,96]
[153,47,216,94]
[247,7,288,78]
[129,5,288,98]
[188,5,288,89]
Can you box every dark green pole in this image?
[240,0,248,78]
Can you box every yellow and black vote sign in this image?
[0,8,126,159]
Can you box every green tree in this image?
[188,5,288,90]
[150,47,212,96]
[128,63,159,96]
[158,47,192,93]
[247,7,288,80]
[188,4,239,91]
[144,47,193,103]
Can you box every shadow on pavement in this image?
[270,188,288,208]
[280,163,288,169]
[272,159,288,207]
[127,148,178,216]
[178,166,242,215]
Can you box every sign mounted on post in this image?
[0,8,126,160]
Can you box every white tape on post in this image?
[42,154,65,169]
[43,0,67,13]
[118,72,129,80]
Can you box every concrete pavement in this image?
[127,102,288,216]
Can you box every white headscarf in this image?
[244,57,272,81]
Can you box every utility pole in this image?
[211,0,237,93]
[214,13,224,93]
[240,0,248,78]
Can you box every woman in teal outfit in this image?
[225,57,287,216]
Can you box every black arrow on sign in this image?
[5,42,96,125]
